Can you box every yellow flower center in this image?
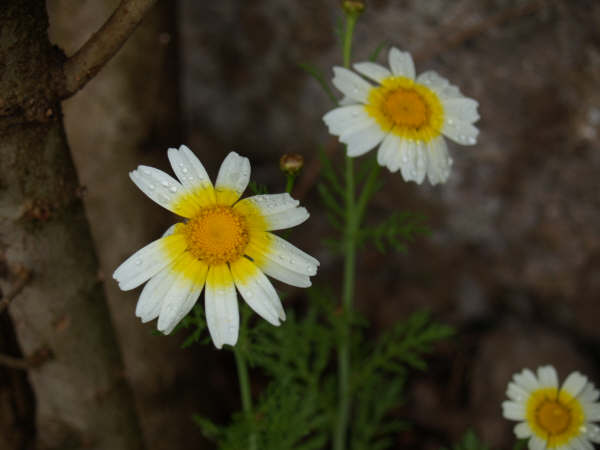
[526,387,585,448]
[181,205,249,265]
[365,76,444,142]
[382,88,428,128]
[537,399,571,435]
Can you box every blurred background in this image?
[5,0,600,448]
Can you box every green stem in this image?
[334,12,359,450]
[285,174,296,194]
[234,346,256,450]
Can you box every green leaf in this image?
[358,211,430,254]
[247,180,269,195]
[369,40,389,62]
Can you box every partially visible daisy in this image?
[502,365,600,450]
[113,146,319,349]
[323,47,480,185]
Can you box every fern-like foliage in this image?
[358,211,429,253]
[195,299,336,449]
[350,311,454,449]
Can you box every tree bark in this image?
[0,1,145,448]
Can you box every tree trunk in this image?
[0,2,145,448]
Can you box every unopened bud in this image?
[342,0,365,16]
[279,153,304,176]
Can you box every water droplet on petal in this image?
[149,184,156,190]
[182,167,189,173]
[170,186,178,193]
[135,258,143,265]
[161,180,170,187]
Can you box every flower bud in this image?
[279,153,304,176]
[342,0,365,16]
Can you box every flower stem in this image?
[234,345,256,450]
[334,11,359,450]
[285,174,296,194]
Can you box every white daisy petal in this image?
[538,365,559,389]
[205,265,239,349]
[341,122,386,157]
[233,193,309,231]
[514,369,541,393]
[443,98,480,124]
[113,234,186,291]
[129,166,198,217]
[235,193,299,216]
[502,401,525,420]
[584,404,600,421]
[529,435,546,450]
[575,437,594,450]
[413,142,428,184]
[332,66,372,103]
[388,47,416,79]
[260,233,319,276]
[339,96,359,106]
[507,382,530,402]
[253,256,311,288]
[156,255,208,334]
[167,145,213,190]
[426,137,452,185]
[157,276,203,336]
[376,132,400,172]
[215,151,251,205]
[231,258,283,326]
[264,207,309,231]
[353,61,392,83]
[514,422,533,439]
[135,262,177,323]
[398,139,420,183]
[579,383,600,404]
[323,105,373,136]
[562,372,588,398]
[417,70,462,98]
[585,423,600,443]
[442,118,479,146]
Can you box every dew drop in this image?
[161,180,170,187]
[188,176,194,181]
[169,186,178,193]
[246,291,253,299]
[142,168,152,175]
[135,258,143,265]
[148,184,156,190]
[182,167,189,173]
[447,118,454,124]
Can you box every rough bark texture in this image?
[0,1,144,448]
[47,2,213,449]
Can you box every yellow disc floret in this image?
[365,76,444,142]
[180,205,249,266]
[526,387,585,448]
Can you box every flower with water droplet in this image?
[502,365,600,449]
[323,47,480,185]
[113,146,319,349]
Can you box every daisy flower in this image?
[113,146,319,349]
[322,47,480,185]
[502,365,600,450]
